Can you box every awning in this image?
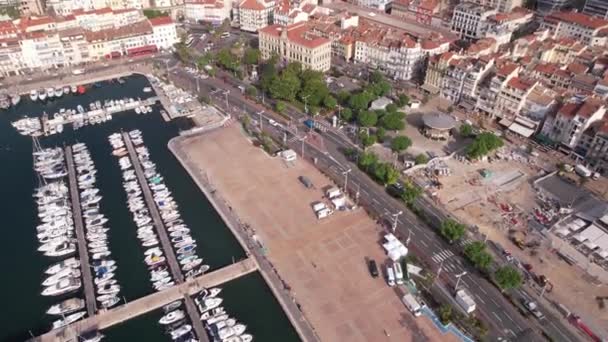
[499,118,512,127]
[573,233,587,242]
[597,250,608,259]
[584,241,598,250]
[555,228,570,236]
[421,83,440,94]
[508,122,535,138]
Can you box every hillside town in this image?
[3,0,608,340]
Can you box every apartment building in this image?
[536,0,571,14]
[584,121,608,173]
[19,0,45,15]
[493,76,537,119]
[583,0,608,19]
[0,14,176,76]
[541,11,608,46]
[237,0,275,32]
[468,0,523,12]
[183,0,231,23]
[274,0,318,26]
[474,60,519,116]
[441,57,494,105]
[356,0,391,10]
[259,22,331,71]
[451,3,497,40]
[390,0,439,25]
[543,97,606,148]
[423,52,457,94]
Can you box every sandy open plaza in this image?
[176,125,460,342]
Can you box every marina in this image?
[0,74,300,342]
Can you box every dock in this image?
[42,97,160,136]
[121,132,207,340]
[30,258,258,342]
[64,147,97,316]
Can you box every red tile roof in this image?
[259,23,330,49]
[496,61,518,77]
[239,0,265,11]
[566,62,588,75]
[508,77,533,91]
[546,11,608,30]
[149,16,173,26]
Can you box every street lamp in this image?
[342,168,351,193]
[454,271,467,290]
[302,94,310,115]
[257,110,264,130]
[389,210,402,233]
[222,90,230,109]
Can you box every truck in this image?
[524,300,545,320]
[304,119,314,129]
[402,293,422,317]
[455,289,476,314]
[312,202,327,212]
[575,164,592,178]
[326,187,341,199]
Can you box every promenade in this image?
[64,147,97,316]
[30,258,257,342]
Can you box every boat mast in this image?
[32,135,46,186]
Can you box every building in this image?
[356,0,391,10]
[183,0,231,23]
[390,0,439,25]
[259,22,331,71]
[543,97,606,149]
[19,0,45,15]
[149,16,177,49]
[536,0,572,14]
[450,3,497,40]
[584,0,608,19]
[236,0,275,32]
[422,52,457,94]
[541,11,608,46]
[468,0,523,12]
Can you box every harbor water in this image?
[0,75,300,342]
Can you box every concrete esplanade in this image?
[30,257,257,342]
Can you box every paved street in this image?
[169,66,583,342]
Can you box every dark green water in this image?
[0,75,300,342]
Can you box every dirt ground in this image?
[180,125,460,342]
[424,156,608,336]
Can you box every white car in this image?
[268,119,279,127]
[369,12,376,17]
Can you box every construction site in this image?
[409,143,608,338]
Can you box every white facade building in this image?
[183,0,231,23]
[237,0,275,32]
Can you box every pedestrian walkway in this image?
[432,249,455,263]
[421,306,475,342]
[456,238,474,248]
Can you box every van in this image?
[220,32,230,38]
[298,175,313,189]
[393,262,404,285]
[71,69,84,75]
[402,293,422,317]
[386,266,395,287]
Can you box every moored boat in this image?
[159,309,185,325]
[46,297,85,316]
[51,311,86,329]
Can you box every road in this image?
[168,66,583,342]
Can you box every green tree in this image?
[284,61,302,75]
[275,101,286,113]
[357,111,378,127]
[380,112,406,131]
[494,266,523,290]
[197,52,214,69]
[415,154,428,165]
[464,242,493,270]
[359,132,377,148]
[370,70,385,83]
[438,304,453,324]
[324,95,337,109]
[396,93,410,107]
[384,165,400,185]
[337,91,350,104]
[259,62,278,92]
[143,9,167,19]
[243,48,260,65]
[245,85,258,98]
[467,132,504,159]
[460,124,473,137]
[358,151,378,171]
[390,136,412,153]
[269,72,301,101]
[349,91,373,112]
[401,181,422,206]
[299,75,329,107]
[372,162,388,182]
[340,108,353,122]
[440,219,466,243]
[376,127,386,143]
[174,43,191,63]
[216,48,239,72]
[386,103,398,113]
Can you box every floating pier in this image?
[122,132,207,340]
[30,258,257,342]
[64,147,97,316]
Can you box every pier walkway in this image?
[121,132,207,341]
[30,258,257,342]
[65,147,97,316]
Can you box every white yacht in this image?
[159,310,185,325]
[169,324,192,340]
[42,268,81,287]
[46,298,85,316]
[44,242,76,257]
[196,297,222,313]
[217,324,246,340]
[52,311,86,329]
[45,257,80,275]
[42,277,81,296]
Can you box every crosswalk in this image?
[456,238,475,248]
[432,249,454,263]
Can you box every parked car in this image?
[367,259,379,278]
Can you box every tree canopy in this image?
[243,48,260,65]
[359,132,377,148]
[464,242,493,270]
[467,132,503,159]
[216,48,239,72]
[380,111,406,131]
[415,154,428,165]
[440,219,466,243]
[358,111,378,127]
[494,266,523,290]
[390,136,412,153]
[460,124,473,137]
[400,181,422,206]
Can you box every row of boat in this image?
[30,85,86,102]
[195,287,253,342]
[0,93,20,109]
[73,142,121,310]
[11,97,155,137]
[110,132,177,293]
[32,147,89,333]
